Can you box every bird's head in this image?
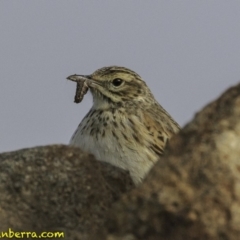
[67,66,154,109]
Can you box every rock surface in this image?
[0,145,133,239]
[100,83,240,240]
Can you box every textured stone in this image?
[0,145,133,239]
[102,83,240,240]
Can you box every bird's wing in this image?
[142,105,180,157]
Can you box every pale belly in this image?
[69,109,157,185]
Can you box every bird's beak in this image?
[66,74,91,82]
[67,74,102,89]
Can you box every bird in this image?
[67,66,180,185]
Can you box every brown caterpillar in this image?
[74,80,89,103]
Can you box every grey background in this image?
[1,1,240,153]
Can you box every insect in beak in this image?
[67,75,90,103]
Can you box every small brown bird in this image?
[67,66,180,185]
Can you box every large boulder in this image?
[0,145,133,239]
[101,83,240,240]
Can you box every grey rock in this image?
[102,83,240,240]
[0,145,133,239]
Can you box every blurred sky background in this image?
[1,1,240,153]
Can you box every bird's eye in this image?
[112,78,123,87]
